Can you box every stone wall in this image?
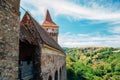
[41,45,66,80]
[0,0,20,80]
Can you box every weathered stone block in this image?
[0,0,20,79]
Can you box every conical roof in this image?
[42,10,58,28]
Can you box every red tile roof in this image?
[42,10,58,28]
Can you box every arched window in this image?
[52,33,53,36]
[52,28,54,31]
[49,33,52,36]
[53,33,55,36]
[59,68,62,80]
[55,70,58,80]
[48,76,52,80]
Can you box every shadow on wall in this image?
[19,40,41,80]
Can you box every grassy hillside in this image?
[64,47,120,80]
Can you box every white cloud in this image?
[109,26,120,34]
[58,33,120,47]
[21,0,120,22]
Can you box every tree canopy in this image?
[64,47,120,80]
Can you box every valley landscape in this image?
[64,47,120,80]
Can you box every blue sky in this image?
[20,0,120,47]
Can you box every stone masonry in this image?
[0,0,20,80]
[41,46,66,80]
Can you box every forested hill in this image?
[63,47,120,80]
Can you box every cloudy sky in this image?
[20,0,120,47]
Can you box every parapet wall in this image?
[41,45,66,80]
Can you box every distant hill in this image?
[63,47,120,80]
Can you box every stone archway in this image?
[48,75,52,80]
[19,40,41,80]
[59,68,62,80]
[19,41,35,80]
[55,70,58,80]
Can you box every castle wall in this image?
[41,45,66,80]
[0,0,20,80]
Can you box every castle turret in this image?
[42,10,59,43]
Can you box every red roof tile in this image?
[42,10,58,28]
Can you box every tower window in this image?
[52,29,54,31]
[50,33,52,36]
[52,33,54,36]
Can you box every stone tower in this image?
[42,10,59,42]
[0,0,20,80]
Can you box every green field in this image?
[64,47,120,80]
